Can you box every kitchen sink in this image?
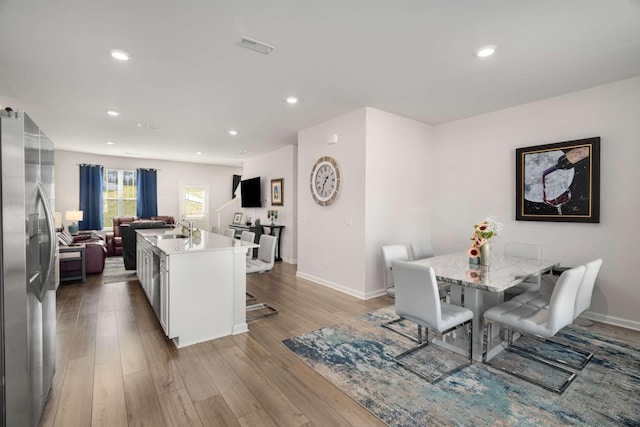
[156,234,189,239]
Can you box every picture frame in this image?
[232,212,243,224]
[516,137,600,223]
[271,178,283,206]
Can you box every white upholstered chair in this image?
[240,230,256,259]
[409,241,435,260]
[381,245,410,297]
[246,234,276,274]
[245,234,278,320]
[573,258,603,323]
[483,265,586,394]
[503,242,543,297]
[410,241,450,299]
[223,228,236,239]
[382,261,473,383]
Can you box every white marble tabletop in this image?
[414,252,559,292]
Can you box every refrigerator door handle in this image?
[37,182,56,302]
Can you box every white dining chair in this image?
[410,241,450,300]
[223,228,236,239]
[409,241,435,261]
[381,245,410,297]
[483,265,586,394]
[505,259,602,371]
[240,230,256,259]
[246,234,279,320]
[382,261,473,383]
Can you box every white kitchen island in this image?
[135,228,256,348]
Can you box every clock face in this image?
[310,156,341,205]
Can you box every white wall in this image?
[296,107,434,299]
[297,108,368,297]
[55,150,242,231]
[242,145,297,263]
[365,108,434,295]
[432,76,640,328]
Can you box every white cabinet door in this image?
[159,254,170,336]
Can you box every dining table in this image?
[414,252,559,361]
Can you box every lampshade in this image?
[54,212,63,229]
[65,210,83,222]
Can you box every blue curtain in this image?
[78,164,103,230]
[136,168,158,218]
[232,174,241,199]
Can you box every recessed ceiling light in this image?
[476,46,497,58]
[137,122,159,130]
[110,49,130,61]
[228,130,238,136]
[196,151,202,155]
[106,141,115,145]
[286,96,299,104]
[106,109,120,117]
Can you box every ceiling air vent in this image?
[239,36,274,55]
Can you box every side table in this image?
[59,244,86,283]
[262,225,285,262]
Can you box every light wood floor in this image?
[40,261,392,427]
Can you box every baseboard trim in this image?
[295,271,386,300]
[580,311,640,331]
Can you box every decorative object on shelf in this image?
[516,137,600,223]
[466,215,503,267]
[65,210,83,234]
[267,209,278,225]
[233,212,243,224]
[245,216,252,226]
[271,178,283,206]
[310,156,341,206]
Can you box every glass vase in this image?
[480,241,491,266]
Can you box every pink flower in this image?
[473,235,485,247]
[467,246,480,258]
[476,222,489,233]
[466,269,481,281]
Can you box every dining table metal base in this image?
[450,284,504,361]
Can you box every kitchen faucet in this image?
[177,219,194,238]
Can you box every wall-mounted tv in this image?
[240,177,262,208]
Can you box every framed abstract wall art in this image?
[516,137,600,223]
[271,178,283,206]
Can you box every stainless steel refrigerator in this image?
[1,110,57,427]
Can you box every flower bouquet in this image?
[466,215,503,266]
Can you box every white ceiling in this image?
[1,1,639,167]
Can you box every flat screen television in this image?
[240,177,262,208]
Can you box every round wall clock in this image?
[310,156,341,206]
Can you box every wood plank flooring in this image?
[41,262,391,427]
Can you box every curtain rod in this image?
[75,164,161,171]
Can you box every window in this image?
[179,183,209,230]
[103,169,137,229]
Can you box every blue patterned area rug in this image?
[282,306,640,426]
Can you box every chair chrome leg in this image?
[246,303,278,321]
[382,317,426,344]
[483,324,579,394]
[511,336,594,370]
[393,320,472,384]
[246,292,257,302]
[502,347,577,394]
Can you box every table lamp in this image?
[65,210,83,234]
